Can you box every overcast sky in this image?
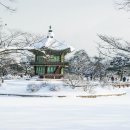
[1,0,130,56]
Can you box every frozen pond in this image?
[0,93,130,130]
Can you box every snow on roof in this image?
[31,26,74,52]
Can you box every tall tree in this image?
[107,55,130,80]
[68,50,108,81]
[89,56,108,81]
[68,49,91,76]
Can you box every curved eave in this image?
[28,47,71,56]
[28,49,46,56]
[45,47,71,55]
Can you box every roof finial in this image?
[49,25,51,30]
[48,25,52,32]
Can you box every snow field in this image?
[0,94,130,130]
[0,79,130,129]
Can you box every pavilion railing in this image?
[30,61,69,66]
[40,74,64,79]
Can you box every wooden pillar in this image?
[61,67,64,75]
[34,66,37,75]
[45,66,47,74]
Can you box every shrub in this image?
[40,82,48,88]
[64,73,84,89]
[49,85,60,91]
[83,82,96,94]
[26,83,41,92]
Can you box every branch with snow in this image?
[97,34,130,58]
[0,0,16,12]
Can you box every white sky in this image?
[1,0,130,56]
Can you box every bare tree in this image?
[64,73,84,89]
[0,27,45,55]
[64,73,96,93]
[0,27,47,76]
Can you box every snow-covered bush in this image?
[100,77,110,88]
[31,76,39,80]
[100,82,109,88]
[49,85,60,91]
[64,73,84,89]
[83,82,96,94]
[64,73,96,93]
[3,74,13,80]
[26,83,41,92]
[40,82,48,88]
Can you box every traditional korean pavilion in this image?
[30,26,73,79]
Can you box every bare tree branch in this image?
[97,34,130,58]
[0,0,16,12]
[116,0,130,11]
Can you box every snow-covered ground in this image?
[0,89,130,130]
[0,79,127,97]
[0,79,130,129]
